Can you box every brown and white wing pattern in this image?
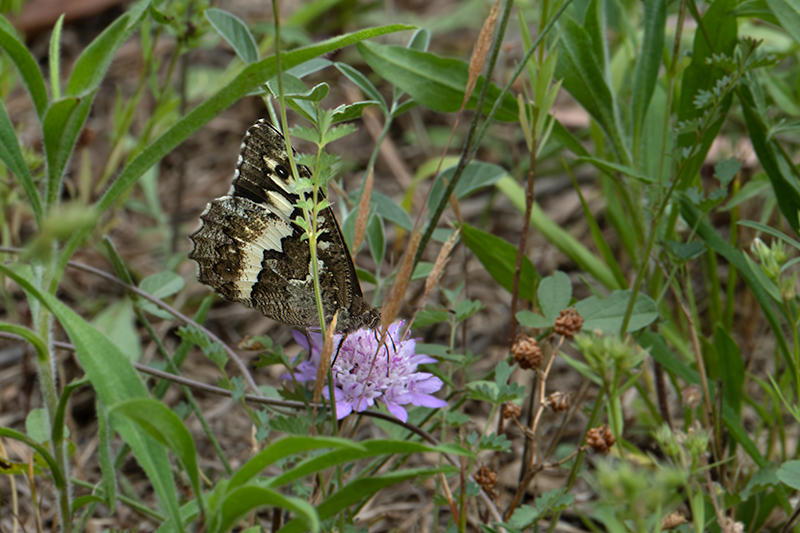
[189,119,380,332]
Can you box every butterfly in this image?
[189,119,381,333]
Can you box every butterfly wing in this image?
[189,119,379,332]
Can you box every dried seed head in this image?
[554,308,584,338]
[585,424,616,454]
[545,391,571,413]
[681,384,702,409]
[474,465,498,497]
[511,334,543,370]
[660,511,687,530]
[720,518,744,533]
[502,402,521,420]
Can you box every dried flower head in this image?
[502,402,521,420]
[474,465,498,497]
[661,511,687,530]
[287,322,447,422]
[681,384,702,409]
[511,334,542,370]
[586,424,616,454]
[545,391,571,413]
[554,308,584,337]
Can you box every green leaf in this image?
[335,62,386,112]
[777,460,800,491]
[575,156,653,184]
[715,324,744,416]
[427,162,508,213]
[0,14,48,117]
[140,271,185,299]
[111,398,202,518]
[538,271,572,322]
[714,157,742,187]
[205,8,259,64]
[555,17,630,164]
[574,290,658,333]
[371,191,412,231]
[516,310,552,329]
[92,299,142,361]
[25,408,50,444]
[462,223,538,302]
[676,0,737,185]
[739,82,800,236]
[0,264,185,531]
[229,437,362,491]
[766,0,800,48]
[631,0,666,146]
[366,213,385,266]
[278,467,457,533]
[219,487,318,533]
[0,100,42,224]
[42,95,95,208]
[357,41,518,121]
[65,13,133,96]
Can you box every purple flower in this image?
[287,322,447,422]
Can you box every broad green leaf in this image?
[25,408,49,444]
[516,310,553,329]
[357,41,518,121]
[538,271,572,322]
[65,13,132,96]
[777,460,800,491]
[92,299,141,361]
[0,15,48,117]
[574,290,658,333]
[0,264,184,531]
[739,82,800,235]
[205,8,258,64]
[462,223,538,302]
[57,24,414,286]
[715,324,744,415]
[112,398,201,516]
[0,100,42,224]
[495,177,621,290]
[219,487,318,533]
[371,191,413,231]
[631,0,666,147]
[229,436,362,491]
[676,0,737,186]
[140,271,185,299]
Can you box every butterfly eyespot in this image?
[275,164,289,179]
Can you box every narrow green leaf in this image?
[335,62,387,112]
[65,14,132,96]
[427,162,508,214]
[357,41,518,121]
[0,427,65,488]
[96,399,116,512]
[0,100,43,224]
[220,487,318,533]
[0,264,185,531]
[739,82,800,235]
[140,271,185,299]
[229,437,362,491]
[576,156,653,184]
[112,398,202,517]
[462,223,538,302]
[43,94,95,208]
[631,0,666,145]
[371,191,412,231]
[0,14,48,117]
[714,324,744,415]
[366,213,385,266]
[49,14,64,100]
[205,8,259,64]
[766,0,800,48]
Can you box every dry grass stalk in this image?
[313,312,338,409]
[463,0,501,105]
[424,228,460,296]
[352,168,374,252]
[381,231,421,328]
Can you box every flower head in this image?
[287,322,447,422]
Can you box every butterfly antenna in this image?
[331,331,348,367]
